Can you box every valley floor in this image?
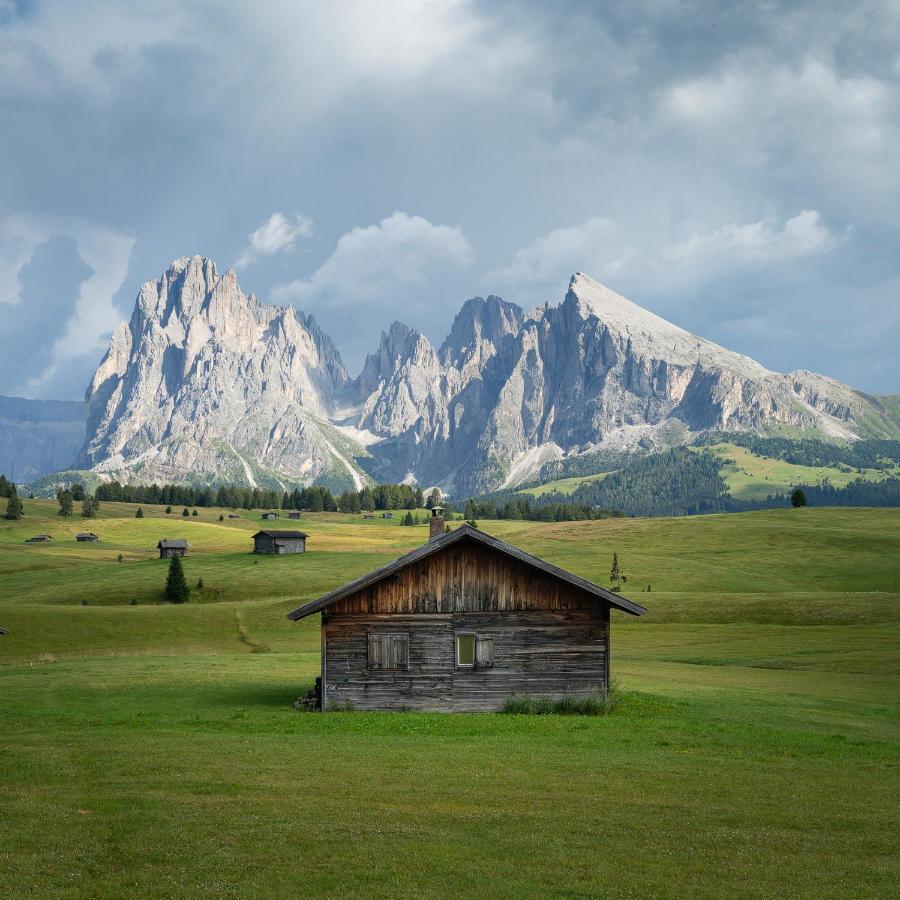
[0,503,897,897]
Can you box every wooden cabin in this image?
[227,513,241,519]
[76,532,99,542]
[252,530,307,554]
[382,512,393,519]
[157,539,188,558]
[261,512,280,521]
[25,534,52,543]
[287,512,645,712]
[362,513,375,519]
[287,511,302,520]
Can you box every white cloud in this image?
[486,217,632,291]
[663,211,845,267]
[0,215,135,394]
[236,212,313,268]
[487,211,846,305]
[274,211,474,309]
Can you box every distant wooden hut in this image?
[76,532,99,542]
[252,530,307,555]
[382,512,393,519]
[25,534,52,543]
[287,511,302,520]
[287,510,646,712]
[261,512,280,521]
[362,513,375,519]
[157,539,188,558]
[227,514,241,519]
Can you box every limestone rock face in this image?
[75,260,897,494]
[78,256,359,488]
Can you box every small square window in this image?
[456,633,475,667]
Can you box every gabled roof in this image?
[252,530,308,539]
[76,532,99,538]
[287,524,646,621]
[157,539,188,549]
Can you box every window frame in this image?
[455,632,476,668]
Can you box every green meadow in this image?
[1,500,898,897]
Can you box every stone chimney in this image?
[428,506,445,542]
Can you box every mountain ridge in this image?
[9,256,897,494]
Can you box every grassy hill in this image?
[0,501,898,895]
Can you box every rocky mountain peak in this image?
[68,260,897,495]
[439,295,524,367]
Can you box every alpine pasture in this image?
[1,500,897,897]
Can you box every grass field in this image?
[517,470,614,496]
[704,442,900,501]
[1,501,898,896]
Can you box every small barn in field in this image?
[252,530,307,554]
[25,534,52,543]
[76,532,99,542]
[261,512,280,521]
[287,511,302,520]
[287,511,645,712]
[157,539,188,558]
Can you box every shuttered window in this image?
[475,636,494,669]
[367,633,409,671]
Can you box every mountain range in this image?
[4,256,898,495]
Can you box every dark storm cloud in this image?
[0,0,896,396]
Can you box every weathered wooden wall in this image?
[253,536,305,554]
[329,541,601,615]
[322,542,611,712]
[323,610,609,712]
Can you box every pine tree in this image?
[135,507,144,518]
[402,511,414,526]
[196,577,204,591]
[191,509,198,517]
[610,553,621,592]
[182,507,190,517]
[71,483,85,501]
[4,492,24,520]
[414,486,424,508]
[427,488,442,509]
[81,496,98,518]
[57,489,74,517]
[790,487,807,508]
[165,505,172,514]
[164,555,190,603]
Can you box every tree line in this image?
[91,479,446,513]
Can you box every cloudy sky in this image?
[1,0,898,398]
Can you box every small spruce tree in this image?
[135,507,144,518]
[165,505,172,514]
[197,577,204,590]
[790,487,807,508]
[192,509,198,517]
[610,553,622,592]
[57,489,74,518]
[5,493,24,520]
[164,554,190,603]
[81,496,98,518]
[218,513,224,521]
[182,507,190,517]
[402,510,414,526]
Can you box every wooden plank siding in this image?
[321,542,611,712]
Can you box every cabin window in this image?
[456,633,475,667]
[367,633,409,671]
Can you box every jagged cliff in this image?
[73,258,898,494]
